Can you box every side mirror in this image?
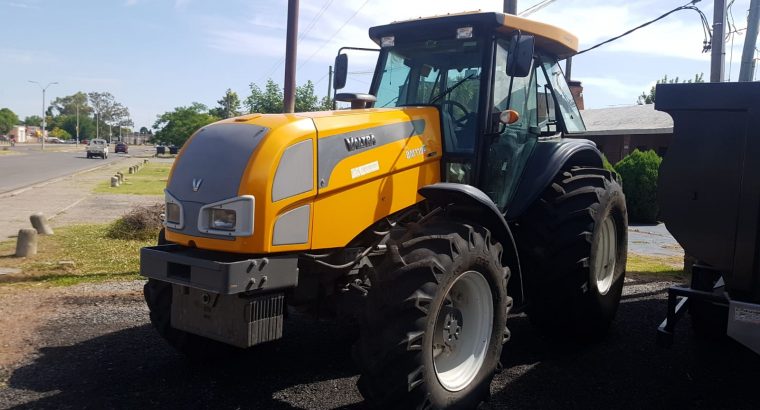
[506,32,535,78]
[334,54,348,90]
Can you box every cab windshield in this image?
[373,38,484,154]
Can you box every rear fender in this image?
[506,138,602,220]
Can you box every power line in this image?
[519,0,558,17]
[576,0,712,56]
[298,0,371,71]
[257,0,334,84]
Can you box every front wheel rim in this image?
[432,270,493,392]
[592,215,618,295]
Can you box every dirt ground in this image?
[0,274,759,409]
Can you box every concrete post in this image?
[111,176,120,187]
[30,212,54,235]
[143,159,148,164]
[15,228,38,257]
[117,172,124,183]
[129,167,134,174]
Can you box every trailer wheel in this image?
[355,218,510,409]
[143,229,239,359]
[518,167,627,340]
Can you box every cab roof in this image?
[368,11,579,59]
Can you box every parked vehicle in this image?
[140,12,627,409]
[115,142,129,154]
[86,139,108,159]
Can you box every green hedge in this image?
[614,149,662,223]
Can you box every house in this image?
[576,104,673,163]
[8,125,27,143]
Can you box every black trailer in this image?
[655,82,760,354]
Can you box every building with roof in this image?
[575,104,674,163]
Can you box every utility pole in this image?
[739,0,760,81]
[504,0,517,14]
[327,65,333,109]
[283,0,299,113]
[76,104,80,145]
[711,0,727,82]
[28,80,57,151]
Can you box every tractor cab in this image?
[334,12,586,210]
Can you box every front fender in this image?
[419,183,524,305]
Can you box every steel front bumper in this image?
[140,244,299,294]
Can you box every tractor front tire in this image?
[144,229,239,359]
[518,167,627,340]
[356,218,510,409]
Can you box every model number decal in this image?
[405,145,427,159]
[350,161,380,179]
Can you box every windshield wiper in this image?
[429,73,477,104]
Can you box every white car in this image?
[86,139,109,159]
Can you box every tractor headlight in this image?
[209,208,236,231]
[198,196,254,237]
[166,203,181,225]
[164,190,184,229]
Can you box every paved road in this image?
[0,145,153,195]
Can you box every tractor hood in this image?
[164,107,442,254]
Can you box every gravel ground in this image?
[1,275,758,410]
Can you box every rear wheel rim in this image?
[433,270,493,392]
[592,215,617,295]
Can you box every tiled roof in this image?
[579,104,673,136]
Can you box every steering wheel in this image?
[441,100,470,127]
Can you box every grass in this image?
[0,224,156,287]
[94,161,172,195]
[626,252,684,277]
[0,148,19,155]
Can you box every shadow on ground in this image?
[491,281,760,410]
[7,312,367,409]
[5,279,760,409]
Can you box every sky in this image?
[1,0,757,131]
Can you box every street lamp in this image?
[76,104,80,145]
[28,80,58,151]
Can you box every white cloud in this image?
[577,76,651,102]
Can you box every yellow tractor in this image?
[141,11,627,409]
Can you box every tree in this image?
[48,92,91,117]
[295,80,320,112]
[23,115,43,127]
[209,88,242,119]
[49,127,72,140]
[153,103,219,146]
[88,92,130,139]
[245,79,333,114]
[245,79,284,113]
[637,73,704,105]
[139,126,150,134]
[0,108,19,134]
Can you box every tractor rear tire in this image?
[355,218,510,409]
[517,167,627,341]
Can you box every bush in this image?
[615,149,662,223]
[601,154,620,181]
[106,204,164,240]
